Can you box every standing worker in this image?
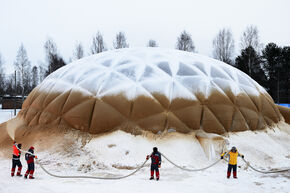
[146,147,162,181]
[11,141,22,177]
[24,146,37,179]
[221,146,244,179]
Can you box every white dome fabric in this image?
[20,48,282,134]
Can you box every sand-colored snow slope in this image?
[278,105,290,124]
[18,48,282,135]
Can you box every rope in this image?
[241,158,290,174]
[36,159,149,180]
[161,153,221,171]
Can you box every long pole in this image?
[277,69,280,104]
[14,70,16,116]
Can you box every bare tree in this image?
[73,42,84,60]
[38,62,47,82]
[212,28,235,64]
[91,31,106,54]
[31,66,39,88]
[44,38,57,60]
[240,25,262,52]
[176,31,196,52]
[44,38,66,76]
[113,32,129,49]
[147,39,158,47]
[0,53,5,95]
[14,44,31,100]
[5,75,14,96]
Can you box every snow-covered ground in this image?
[0,108,20,123]
[0,109,289,193]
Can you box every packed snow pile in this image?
[15,48,283,135]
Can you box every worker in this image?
[146,147,162,181]
[24,146,37,179]
[221,146,244,179]
[11,141,22,177]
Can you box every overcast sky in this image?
[0,0,290,73]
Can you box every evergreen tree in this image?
[262,43,282,102]
[235,46,267,89]
[279,46,290,103]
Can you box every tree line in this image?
[0,26,289,103]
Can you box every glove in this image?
[35,155,38,159]
[241,155,244,158]
[221,156,223,159]
[158,164,161,168]
[146,155,149,160]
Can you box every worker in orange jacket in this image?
[11,141,22,177]
[221,146,244,179]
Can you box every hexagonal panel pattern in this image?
[19,48,282,134]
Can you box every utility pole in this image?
[14,70,16,116]
[277,69,280,104]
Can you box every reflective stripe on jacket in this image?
[221,151,243,165]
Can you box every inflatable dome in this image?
[19,48,282,135]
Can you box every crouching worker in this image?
[146,147,161,181]
[221,146,244,179]
[11,141,22,177]
[24,146,37,179]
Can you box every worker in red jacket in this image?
[146,147,162,181]
[24,146,37,179]
[11,141,22,177]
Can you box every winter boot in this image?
[150,171,154,180]
[227,172,231,179]
[156,171,160,181]
[11,168,15,177]
[24,170,29,179]
[233,172,237,179]
[29,170,34,179]
[16,167,22,176]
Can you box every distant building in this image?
[1,96,25,109]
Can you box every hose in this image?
[241,158,290,174]
[16,144,290,179]
[161,153,221,171]
[36,159,149,180]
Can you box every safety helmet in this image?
[30,146,34,150]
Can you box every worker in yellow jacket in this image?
[221,146,244,178]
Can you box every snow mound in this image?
[19,48,282,134]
